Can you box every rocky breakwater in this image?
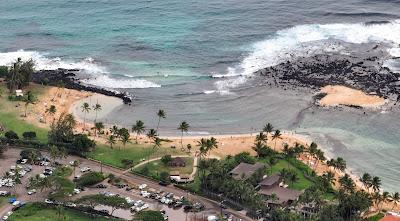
[256,45,400,105]
[31,69,133,104]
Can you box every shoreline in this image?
[67,91,370,193]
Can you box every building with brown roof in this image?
[229,162,265,180]
[169,157,186,167]
[380,215,400,221]
[258,173,301,206]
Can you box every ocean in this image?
[1,0,400,191]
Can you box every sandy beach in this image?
[28,86,398,211]
[319,85,386,108]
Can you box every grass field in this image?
[88,144,184,168]
[0,196,7,207]
[259,158,313,191]
[367,213,384,221]
[0,83,49,142]
[8,203,120,221]
[133,157,194,180]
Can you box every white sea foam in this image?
[215,20,400,94]
[203,90,216,94]
[0,50,161,89]
[81,75,161,89]
[0,50,106,74]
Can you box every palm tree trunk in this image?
[181,131,184,150]
[156,117,161,130]
[136,134,139,144]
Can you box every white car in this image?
[66,202,76,207]
[27,189,36,195]
[40,161,50,166]
[138,184,147,190]
[80,167,91,172]
[45,199,54,204]
[21,159,28,164]
[6,212,12,217]
[2,215,8,220]
[73,189,81,194]
[140,191,150,198]
[12,201,20,206]
[0,191,9,196]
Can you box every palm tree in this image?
[380,191,391,211]
[92,103,102,123]
[322,171,336,186]
[207,137,218,154]
[371,176,382,193]
[93,122,104,138]
[146,129,158,141]
[339,173,355,193]
[49,145,59,166]
[110,125,119,138]
[132,120,146,144]
[314,149,326,170]
[178,121,190,150]
[255,132,267,144]
[360,173,372,191]
[272,130,282,151]
[335,157,347,172]
[106,135,116,149]
[45,105,57,123]
[197,138,208,159]
[119,128,131,150]
[72,160,80,177]
[23,91,34,117]
[391,192,400,210]
[252,141,266,158]
[81,102,91,130]
[263,123,273,145]
[156,109,166,131]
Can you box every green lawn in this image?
[0,83,49,142]
[368,213,384,221]
[0,196,7,207]
[259,158,313,190]
[88,144,183,169]
[133,157,194,180]
[9,203,120,221]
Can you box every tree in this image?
[159,172,171,185]
[272,129,282,151]
[56,205,65,221]
[335,157,347,172]
[5,130,19,140]
[49,145,67,166]
[371,176,382,193]
[107,135,116,149]
[23,91,35,117]
[263,123,274,142]
[22,131,36,140]
[161,155,172,165]
[146,129,157,140]
[77,195,129,215]
[322,171,336,186]
[45,105,57,123]
[93,122,104,138]
[48,112,76,143]
[186,144,192,153]
[360,173,372,191]
[110,125,119,138]
[255,132,267,144]
[7,58,34,92]
[339,174,355,193]
[119,128,131,149]
[252,141,267,158]
[391,192,400,210]
[156,109,166,131]
[178,121,189,150]
[72,160,80,177]
[92,102,102,123]
[81,102,91,130]
[132,120,145,144]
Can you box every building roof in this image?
[170,157,186,165]
[260,174,281,186]
[229,162,265,180]
[259,186,301,204]
[380,215,400,221]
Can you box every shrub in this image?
[76,171,105,187]
[22,131,37,140]
[0,66,8,78]
[139,165,150,175]
[20,148,42,162]
[159,171,171,185]
[5,130,19,140]
[161,155,172,165]
[121,159,133,168]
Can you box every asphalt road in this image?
[0,147,254,221]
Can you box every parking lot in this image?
[0,148,230,221]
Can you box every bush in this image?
[5,130,19,140]
[76,171,105,187]
[23,131,37,140]
[20,148,42,162]
[0,66,8,78]
[159,171,171,185]
[121,159,133,168]
[139,165,150,175]
[161,155,172,165]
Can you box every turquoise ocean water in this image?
[1,0,400,191]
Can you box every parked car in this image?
[27,189,36,195]
[138,184,147,190]
[80,167,91,172]
[0,191,10,196]
[45,199,54,204]
[96,184,107,188]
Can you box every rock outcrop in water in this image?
[256,50,400,102]
[31,69,133,104]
